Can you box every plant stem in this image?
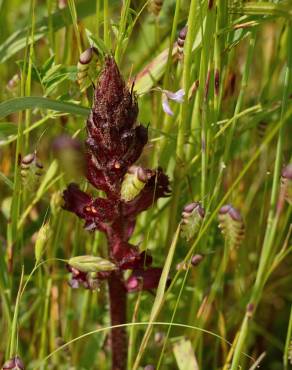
[108,272,127,370]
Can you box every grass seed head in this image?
[218,204,245,247]
[181,202,205,241]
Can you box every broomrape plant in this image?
[63,57,170,370]
[0,1,291,370]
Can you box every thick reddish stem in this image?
[108,271,127,370]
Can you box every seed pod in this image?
[148,0,163,16]
[2,356,24,370]
[280,164,292,205]
[177,26,188,60]
[181,202,205,241]
[68,255,117,273]
[77,47,100,92]
[20,152,43,189]
[218,204,245,247]
[121,166,151,202]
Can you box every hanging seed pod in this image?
[2,356,24,370]
[121,166,151,202]
[148,0,163,16]
[77,47,100,92]
[177,26,188,60]
[20,152,43,189]
[181,202,205,241]
[218,204,245,247]
[280,164,292,205]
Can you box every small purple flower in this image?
[161,88,185,116]
[164,89,185,103]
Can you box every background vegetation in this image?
[0,0,291,369]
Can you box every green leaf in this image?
[0,97,90,119]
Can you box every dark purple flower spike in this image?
[62,56,170,370]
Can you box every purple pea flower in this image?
[161,88,185,116]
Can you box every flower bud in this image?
[68,255,117,273]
